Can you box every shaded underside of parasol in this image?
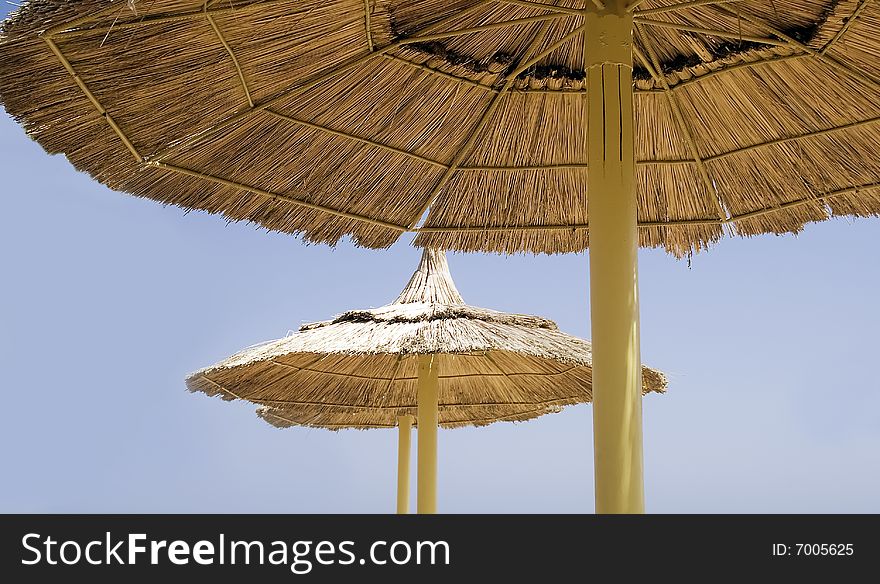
[1,0,878,256]
[185,249,667,429]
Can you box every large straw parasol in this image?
[2,1,878,512]
[186,248,668,513]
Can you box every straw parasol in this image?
[186,248,668,513]
[2,0,877,512]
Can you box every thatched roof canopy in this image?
[2,1,878,256]
[186,249,667,429]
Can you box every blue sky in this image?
[2,7,878,513]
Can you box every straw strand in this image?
[363,0,374,51]
[153,162,408,231]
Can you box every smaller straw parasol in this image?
[187,249,666,512]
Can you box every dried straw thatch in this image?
[2,1,878,256]
[186,249,667,429]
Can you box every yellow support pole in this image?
[585,3,645,514]
[416,354,439,514]
[396,414,413,514]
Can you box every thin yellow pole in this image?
[396,414,413,514]
[416,354,439,514]
[585,3,645,514]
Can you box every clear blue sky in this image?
[2,8,878,513]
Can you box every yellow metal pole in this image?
[396,414,413,514]
[585,3,645,514]
[416,354,439,514]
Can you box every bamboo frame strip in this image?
[463,405,569,425]
[634,0,745,16]
[634,33,729,220]
[705,115,880,162]
[458,159,697,169]
[482,351,568,404]
[513,86,666,94]
[205,11,254,108]
[265,104,880,168]
[730,183,879,222]
[200,375,249,401]
[149,51,389,162]
[408,21,588,227]
[416,219,721,232]
[148,0,496,163]
[153,162,409,231]
[508,20,600,77]
[530,17,589,46]
[219,391,583,410]
[713,4,880,92]
[272,359,579,381]
[264,401,575,428]
[414,182,880,232]
[482,113,870,167]
[264,109,449,168]
[263,412,400,429]
[42,37,143,162]
[821,0,873,54]
[139,77,880,220]
[384,354,405,403]
[363,0,374,51]
[256,354,327,387]
[634,17,789,46]
[460,163,590,170]
[383,54,498,92]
